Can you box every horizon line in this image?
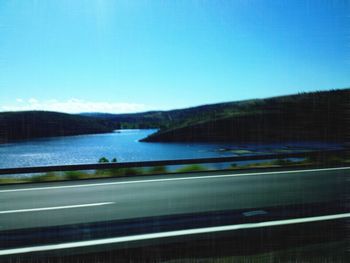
[0,88,348,115]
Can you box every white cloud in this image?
[28,98,38,104]
[1,98,150,114]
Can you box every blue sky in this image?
[0,0,349,113]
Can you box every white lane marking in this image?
[0,166,348,193]
[0,202,114,214]
[0,212,349,256]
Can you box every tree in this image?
[98,157,109,163]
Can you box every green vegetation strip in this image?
[0,154,348,185]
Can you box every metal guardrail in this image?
[0,149,347,175]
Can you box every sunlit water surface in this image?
[0,129,342,169]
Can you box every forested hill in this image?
[140,89,349,143]
[4,89,347,144]
[0,111,118,143]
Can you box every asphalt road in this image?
[0,166,348,232]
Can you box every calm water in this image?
[0,129,343,169]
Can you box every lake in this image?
[0,129,343,169]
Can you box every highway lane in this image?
[0,166,348,231]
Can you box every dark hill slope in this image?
[83,99,281,129]
[82,111,170,129]
[0,111,118,143]
[141,89,349,143]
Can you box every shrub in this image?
[176,164,206,173]
[230,163,239,169]
[148,166,168,174]
[0,178,24,184]
[64,171,88,180]
[31,172,62,182]
[272,159,292,166]
[326,155,346,165]
[98,157,109,163]
[96,167,145,177]
[123,168,145,176]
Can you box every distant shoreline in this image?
[1,89,348,145]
